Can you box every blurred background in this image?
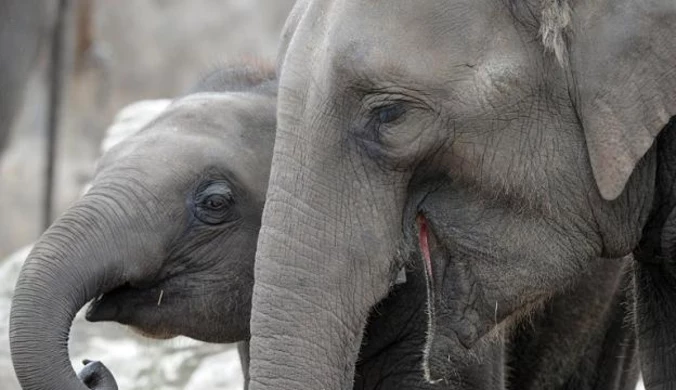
[0,1,295,388]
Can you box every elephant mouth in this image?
[416,214,447,298]
[85,283,178,340]
[418,214,433,278]
[416,213,457,383]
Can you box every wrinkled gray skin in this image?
[81,209,638,390]
[357,223,639,390]
[0,0,53,153]
[248,0,676,389]
[13,62,639,390]
[82,67,639,389]
[9,65,278,390]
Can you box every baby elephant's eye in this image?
[204,195,229,210]
[193,181,238,225]
[375,103,407,125]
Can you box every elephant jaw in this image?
[126,326,176,340]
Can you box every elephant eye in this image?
[193,180,238,225]
[374,103,407,125]
[204,194,229,210]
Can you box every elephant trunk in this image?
[248,129,404,389]
[10,196,150,390]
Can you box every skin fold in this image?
[247,0,676,389]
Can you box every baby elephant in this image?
[11,64,638,390]
[10,64,276,390]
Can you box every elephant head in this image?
[248,0,676,389]
[9,64,277,390]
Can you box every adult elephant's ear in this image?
[565,2,676,387]
[565,0,676,200]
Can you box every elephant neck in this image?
[507,258,638,389]
[633,116,676,389]
[635,117,676,264]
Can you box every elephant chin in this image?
[127,326,177,340]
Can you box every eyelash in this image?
[353,91,430,145]
[374,104,407,125]
[363,91,429,122]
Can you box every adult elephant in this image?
[248,0,676,389]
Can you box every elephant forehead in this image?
[166,92,275,144]
[97,93,275,200]
[165,92,275,197]
[280,0,531,111]
[321,1,513,80]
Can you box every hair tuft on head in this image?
[539,0,572,66]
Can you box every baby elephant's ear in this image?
[567,0,676,200]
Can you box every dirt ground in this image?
[0,1,294,389]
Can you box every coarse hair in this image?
[539,0,572,65]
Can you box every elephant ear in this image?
[566,0,676,200]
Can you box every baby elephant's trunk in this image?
[9,195,152,390]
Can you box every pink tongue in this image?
[417,215,433,278]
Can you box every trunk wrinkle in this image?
[10,213,128,390]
